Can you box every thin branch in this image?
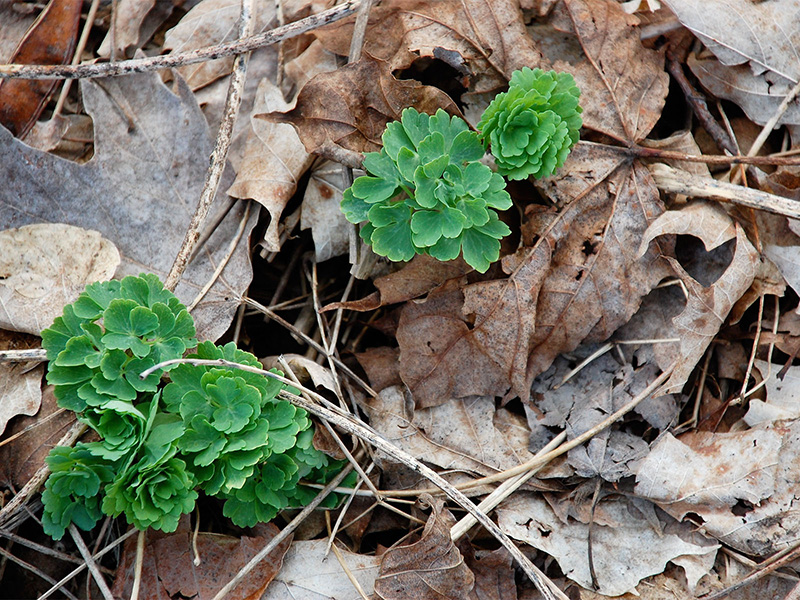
[68,525,114,600]
[649,163,800,220]
[0,2,360,80]
[165,0,255,291]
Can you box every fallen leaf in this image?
[744,360,800,427]
[300,160,351,262]
[228,78,314,252]
[0,330,45,437]
[365,386,535,477]
[314,0,548,94]
[460,546,517,600]
[112,523,291,600]
[98,0,178,59]
[163,0,277,90]
[497,493,718,596]
[0,71,255,342]
[284,39,340,92]
[261,353,337,393]
[549,0,670,143]
[0,0,82,138]
[638,202,759,393]
[0,223,120,335]
[375,496,475,599]
[0,383,75,490]
[634,420,800,556]
[265,55,461,155]
[354,346,403,392]
[262,539,380,599]
[663,0,800,81]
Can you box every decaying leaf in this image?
[0,0,82,138]
[634,420,800,556]
[638,202,759,393]
[314,0,548,94]
[163,0,277,90]
[112,523,291,599]
[744,360,800,427]
[0,330,44,437]
[374,496,475,600]
[228,78,314,252]
[365,386,535,478]
[300,160,351,262]
[0,71,255,342]
[264,55,461,154]
[0,223,119,335]
[98,0,179,59]
[262,539,380,599]
[549,0,669,143]
[497,493,718,596]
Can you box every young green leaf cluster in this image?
[40,274,347,540]
[341,108,512,273]
[478,68,582,181]
[340,69,581,273]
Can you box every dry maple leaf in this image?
[313,0,548,94]
[264,55,461,154]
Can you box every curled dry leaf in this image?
[637,202,759,393]
[264,54,461,154]
[375,496,475,599]
[0,330,45,437]
[163,0,277,90]
[744,360,800,427]
[497,493,718,596]
[0,223,120,335]
[300,160,351,262]
[634,420,800,556]
[0,71,255,342]
[262,539,380,600]
[228,78,314,252]
[112,522,291,599]
[549,0,669,143]
[313,0,548,93]
[98,0,178,59]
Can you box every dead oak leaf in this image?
[264,55,460,154]
[314,0,548,94]
[549,0,669,144]
[637,201,759,393]
[374,496,476,600]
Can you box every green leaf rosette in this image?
[42,274,197,412]
[162,341,309,495]
[41,445,118,540]
[341,108,512,273]
[478,67,582,180]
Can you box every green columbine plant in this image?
[342,68,581,272]
[478,68,582,180]
[341,107,513,273]
[40,274,352,540]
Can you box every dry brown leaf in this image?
[163,0,277,90]
[460,546,517,600]
[365,386,534,478]
[744,360,800,427]
[355,346,403,392]
[314,0,547,94]
[0,224,120,335]
[638,202,759,393]
[98,0,178,59]
[262,539,380,599]
[300,160,351,262]
[228,78,314,252]
[640,130,711,177]
[549,0,669,144]
[112,523,291,600]
[0,384,75,490]
[265,55,461,154]
[284,39,340,92]
[374,496,476,600]
[0,330,44,437]
[0,0,82,138]
[634,420,800,556]
[0,71,255,342]
[498,493,717,596]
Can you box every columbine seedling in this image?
[40,274,352,539]
[342,68,581,273]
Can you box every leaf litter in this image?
[2,0,800,598]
